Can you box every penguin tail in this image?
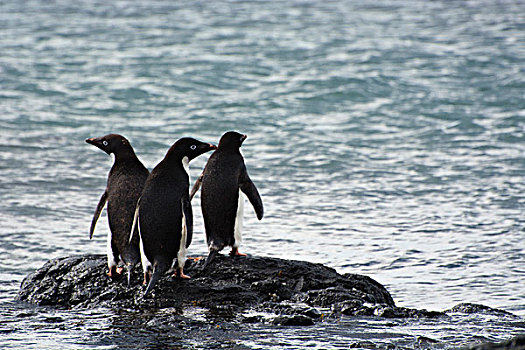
[201,249,218,271]
[126,263,133,288]
[144,264,162,297]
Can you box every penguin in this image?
[190,131,263,268]
[132,137,216,296]
[85,134,149,286]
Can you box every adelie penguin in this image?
[190,131,263,268]
[85,134,149,286]
[132,137,216,296]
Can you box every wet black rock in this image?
[17,254,423,322]
[32,253,525,332]
[17,254,397,311]
[16,254,522,348]
[466,335,525,350]
[447,303,518,318]
[272,315,315,326]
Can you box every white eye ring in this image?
[190,145,197,150]
[102,141,108,146]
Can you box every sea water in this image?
[1,0,524,348]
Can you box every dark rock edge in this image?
[17,254,522,348]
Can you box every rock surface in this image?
[17,255,523,349]
[447,303,518,317]
[466,335,525,350]
[17,254,440,321]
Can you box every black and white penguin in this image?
[190,131,263,268]
[132,137,216,296]
[85,134,149,286]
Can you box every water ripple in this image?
[1,0,524,348]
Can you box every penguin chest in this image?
[182,156,190,182]
[233,192,245,246]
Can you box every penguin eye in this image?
[190,145,197,150]
[102,141,108,146]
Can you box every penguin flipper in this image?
[181,195,193,248]
[239,171,264,220]
[189,173,203,201]
[129,197,141,244]
[90,191,108,239]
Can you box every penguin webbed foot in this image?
[143,271,151,286]
[107,266,119,278]
[229,247,247,257]
[108,266,125,275]
[173,268,191,279]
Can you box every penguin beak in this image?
[240,134,247,142]
[85,137,99,146]
[197,143,216,153]
[85,137,109,154]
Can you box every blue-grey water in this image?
[1,0,524,348]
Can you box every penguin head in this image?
[218,131,247,150]
[85,134,131,155]
[166,137,217,161]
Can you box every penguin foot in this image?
[189,256,204,261]
[107,266,117,277]
[143,272,151,285]
[230,248,247,257]
[174,269,191,279]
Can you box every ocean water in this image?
[1,0,524,348]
